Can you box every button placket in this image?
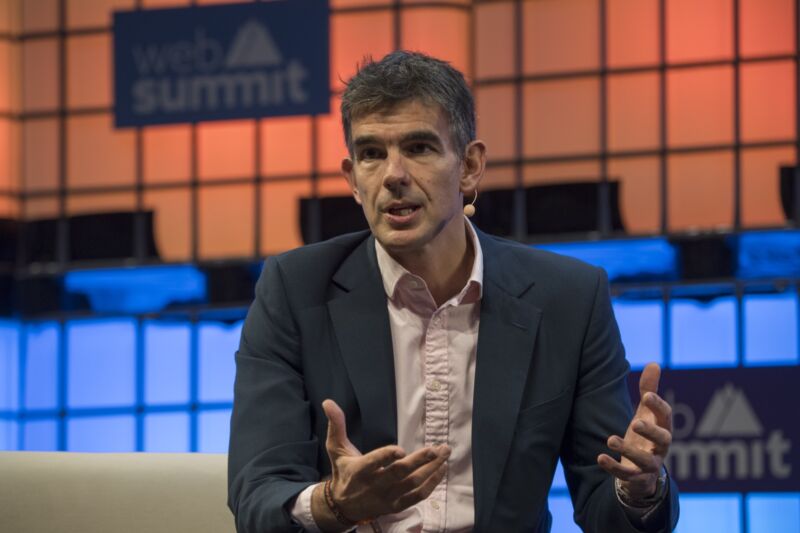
[423,309,449,531]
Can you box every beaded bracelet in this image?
[323,479,382,532]
[323,479,358,526]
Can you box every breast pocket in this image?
[515,386,573,434]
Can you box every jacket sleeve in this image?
[228,256,320,532]
[561,268,679,533]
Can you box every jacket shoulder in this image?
[481,232,603,289]
[261,230,372,301]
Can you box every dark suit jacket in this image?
[228,228,679,532]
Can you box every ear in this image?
[341,157,362,205]
[459,140,486,197]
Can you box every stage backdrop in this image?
[1,1,799,532]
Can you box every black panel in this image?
[672,235,736,280]
[780,166,799,224]
[205,264,258,305]
[22,217,58,263]
[526,181,624,235]
[21,211,159,264]
[0,218,18,263]
[469,188,515,237]
[69,211,158,261]
[300,196,369,244]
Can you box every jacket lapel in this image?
[472,232,543,529]
[327,236,398,453]
[325,229,542,527]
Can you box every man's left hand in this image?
[597,362,672,501]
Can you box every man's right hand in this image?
[310,399,451,531]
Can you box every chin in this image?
[378,237,420,254]
[375,230,425,255]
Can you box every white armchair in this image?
[0,452,236,533]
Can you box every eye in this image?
[407,142,434,155]
[358,147,383,161]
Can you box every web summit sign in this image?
[113,0,329,127]
[629,367,799,492]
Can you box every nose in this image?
[383,149,410,194]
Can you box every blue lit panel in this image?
[144,412,190,452]
[0,420,18,451]
[744,292,799,366]
[67,319,136,408]
[144,321,190,405]
[552,460,567,490]
[548,494,580,533]
[535,238,677,282]
[65,265,206,314]
[198,408,232,453]
[199,321,242,403]
[738,231,800,279]
[67,415,136,452]
[671,297,737,368]
[0,320,20,411]
[23,419,58,451]
[24,322,59,410]
[613,299,664,370]
[676,494,742,533]
[747,493,800,533]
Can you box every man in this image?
[228,51,679,532]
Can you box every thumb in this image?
[323,399,360,457]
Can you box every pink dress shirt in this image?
[292,219,483,532]
[290,220,660,531]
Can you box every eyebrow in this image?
[400,130,443,146]
[352,135,382,149]
[352,130,444,149]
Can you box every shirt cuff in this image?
[289,483,323,533]
[614,468,669,521]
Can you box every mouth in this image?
[383,203,421,225]
[387,205,420,216]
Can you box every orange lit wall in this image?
[0,1,19,220]
[1,0,797,262]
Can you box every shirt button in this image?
[430,500,440,511]
[429,379,441,391]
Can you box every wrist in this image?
[324,479,360,527]
[311,482,352,533]
[615,468,668,508]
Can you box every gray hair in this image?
[340,51,476,156]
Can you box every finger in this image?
[393,462,448,512]
[632,419,672,455]
[360,445,406,473]
[396,447,451,491]
[381,446,442,481]
[607,436,659,474]
[638,363,661,398]
[641,392,673,433]
[382,445,449,481]
[597,453,642,481]
[323,399,360,456]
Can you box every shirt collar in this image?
[375,217,484,305]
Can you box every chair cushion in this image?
[0,452,235,533]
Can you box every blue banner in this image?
[113,0,329,127]
[628,367,799,492]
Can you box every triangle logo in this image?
[696,383,763,438]
[225,19,283,69]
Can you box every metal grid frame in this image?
[8,313,241,454]
[0,2,799,530]
[0,0,796,275]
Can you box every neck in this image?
[390,220,475,307]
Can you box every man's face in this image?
[342,100,482,258]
